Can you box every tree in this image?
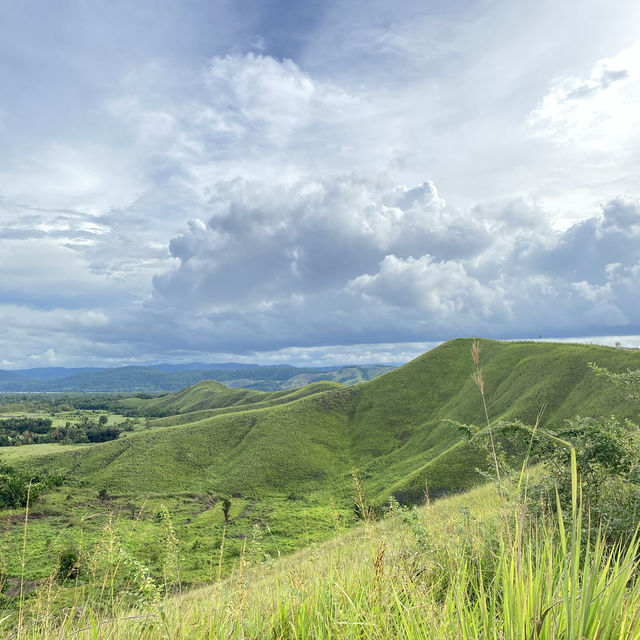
[0,475,38,508]
[222,498,231,524]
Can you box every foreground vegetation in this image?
[2,475,640,639]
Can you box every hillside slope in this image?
[16,339,640,502]
[117,379,342,417]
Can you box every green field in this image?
[1,337,640,635]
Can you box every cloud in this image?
[528,42,640,148]
[134,174,640,354]
[0,239,119,308]
[202,53,352,143]
[151,174,490,315]
[347,254,503,321]
[0,197,176,308]
[0,304,114,367]
[106,53,363,197]
[2,6,640,367]
[0,144,147,215]
[29,348,57,365]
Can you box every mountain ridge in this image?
[0,363,394,392]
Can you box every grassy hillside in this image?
[379,339,640,502]
[4,477,640,639]
[15,339,640,501]
[2,337,640,627]
[280,365,395,389]
[117,379,342,417]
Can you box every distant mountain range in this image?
[0,363,395,393]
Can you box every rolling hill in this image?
[3,336,640,624]
[117,379,343,419]
[16,339,640,503]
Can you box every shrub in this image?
[56,549,79,583]
[222,498,231,523]
[523,415,640,539]
[454,343,640,540]
[0,474,39,508]
[86,424,122,442]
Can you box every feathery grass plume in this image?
[98,511,121,607]
[233,539,248,626]
[329,497,343,532]
[424,478,431,506]
[248,522,266,565]
[470,339,501,484]
[370,538,386,605]
[264,523,281,563]
[31,564,62,636]
[158,505,181,597]
[351,469,374,524]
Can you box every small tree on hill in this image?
[222,498,231,524]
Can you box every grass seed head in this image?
[471,340,482,369]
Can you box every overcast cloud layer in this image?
[1,0,639,367]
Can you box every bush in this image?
[86,424,121,442]
[523,415,640,539]
[0,475,39,508]
[453,347,640,540]
[56,549,79,583]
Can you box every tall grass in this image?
[3,476,640,639]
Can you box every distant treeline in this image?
[0,414,134,446]
[0,392,161,415]
[0,416,52,433]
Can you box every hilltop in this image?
[115,379,343,418]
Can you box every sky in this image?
[1,0,639,368]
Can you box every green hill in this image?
[117,379,343,418]
[3,337,640,622]
[17,339,640,501]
